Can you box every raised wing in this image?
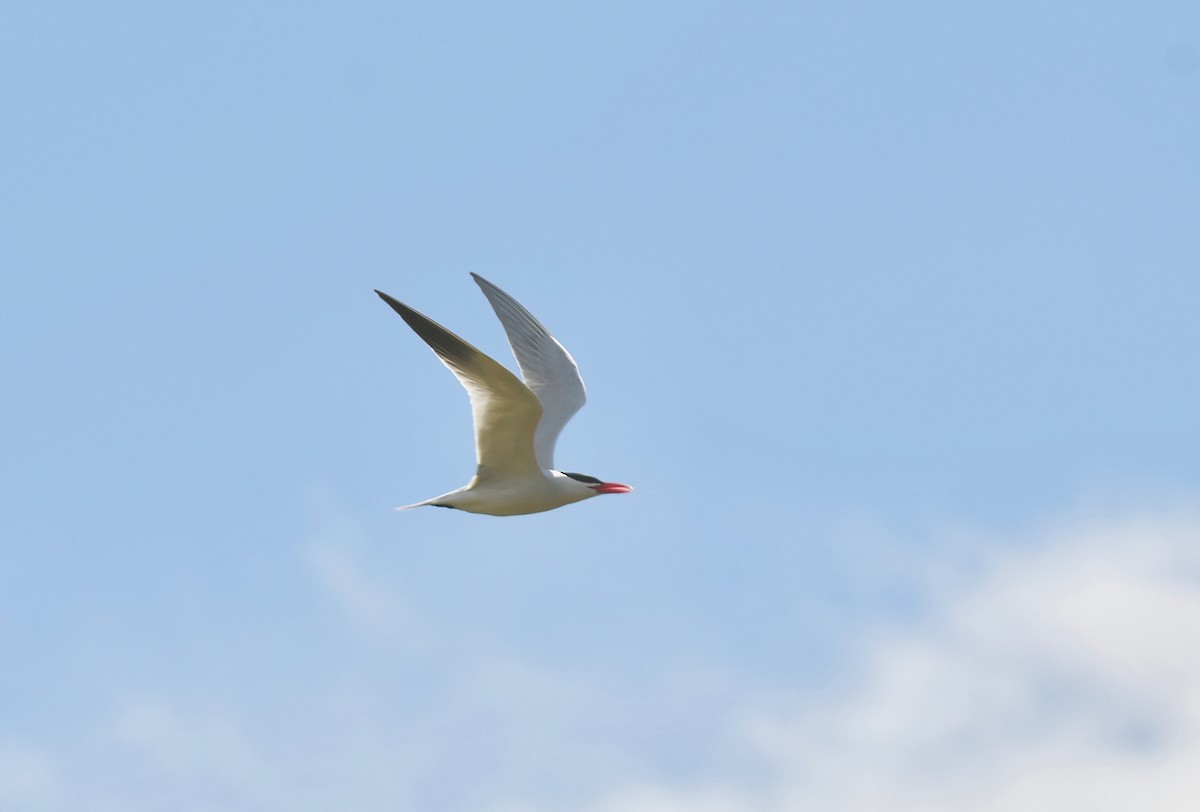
[470,274,587,471]
[375,289,544,481]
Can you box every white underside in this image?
[398,471,597,516]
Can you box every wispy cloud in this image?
[0,741,57,810]
[108,699,264,784]
[304,501,425,645]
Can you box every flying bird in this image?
[375,274,632,516]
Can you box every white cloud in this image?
[583,507,1200,812]
[18,502,1198,812]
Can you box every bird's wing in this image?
[375,289,544,481]
[470,273,587,471]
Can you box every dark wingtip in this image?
[375,289,411,317]
[374,287,480,366]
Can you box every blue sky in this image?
[2,2,1198,810]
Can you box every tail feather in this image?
[395,501,431,511]
[394,489,464,512]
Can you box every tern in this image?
[375,274,632,516]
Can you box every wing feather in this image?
[375,289,544,481]
[470,274,587,471]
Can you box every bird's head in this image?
[560,471,634,496]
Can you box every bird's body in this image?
[375,274,631,516]
[408,471,617,517]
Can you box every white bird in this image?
[375,274,632,516]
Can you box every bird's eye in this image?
[562,472,602,484]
